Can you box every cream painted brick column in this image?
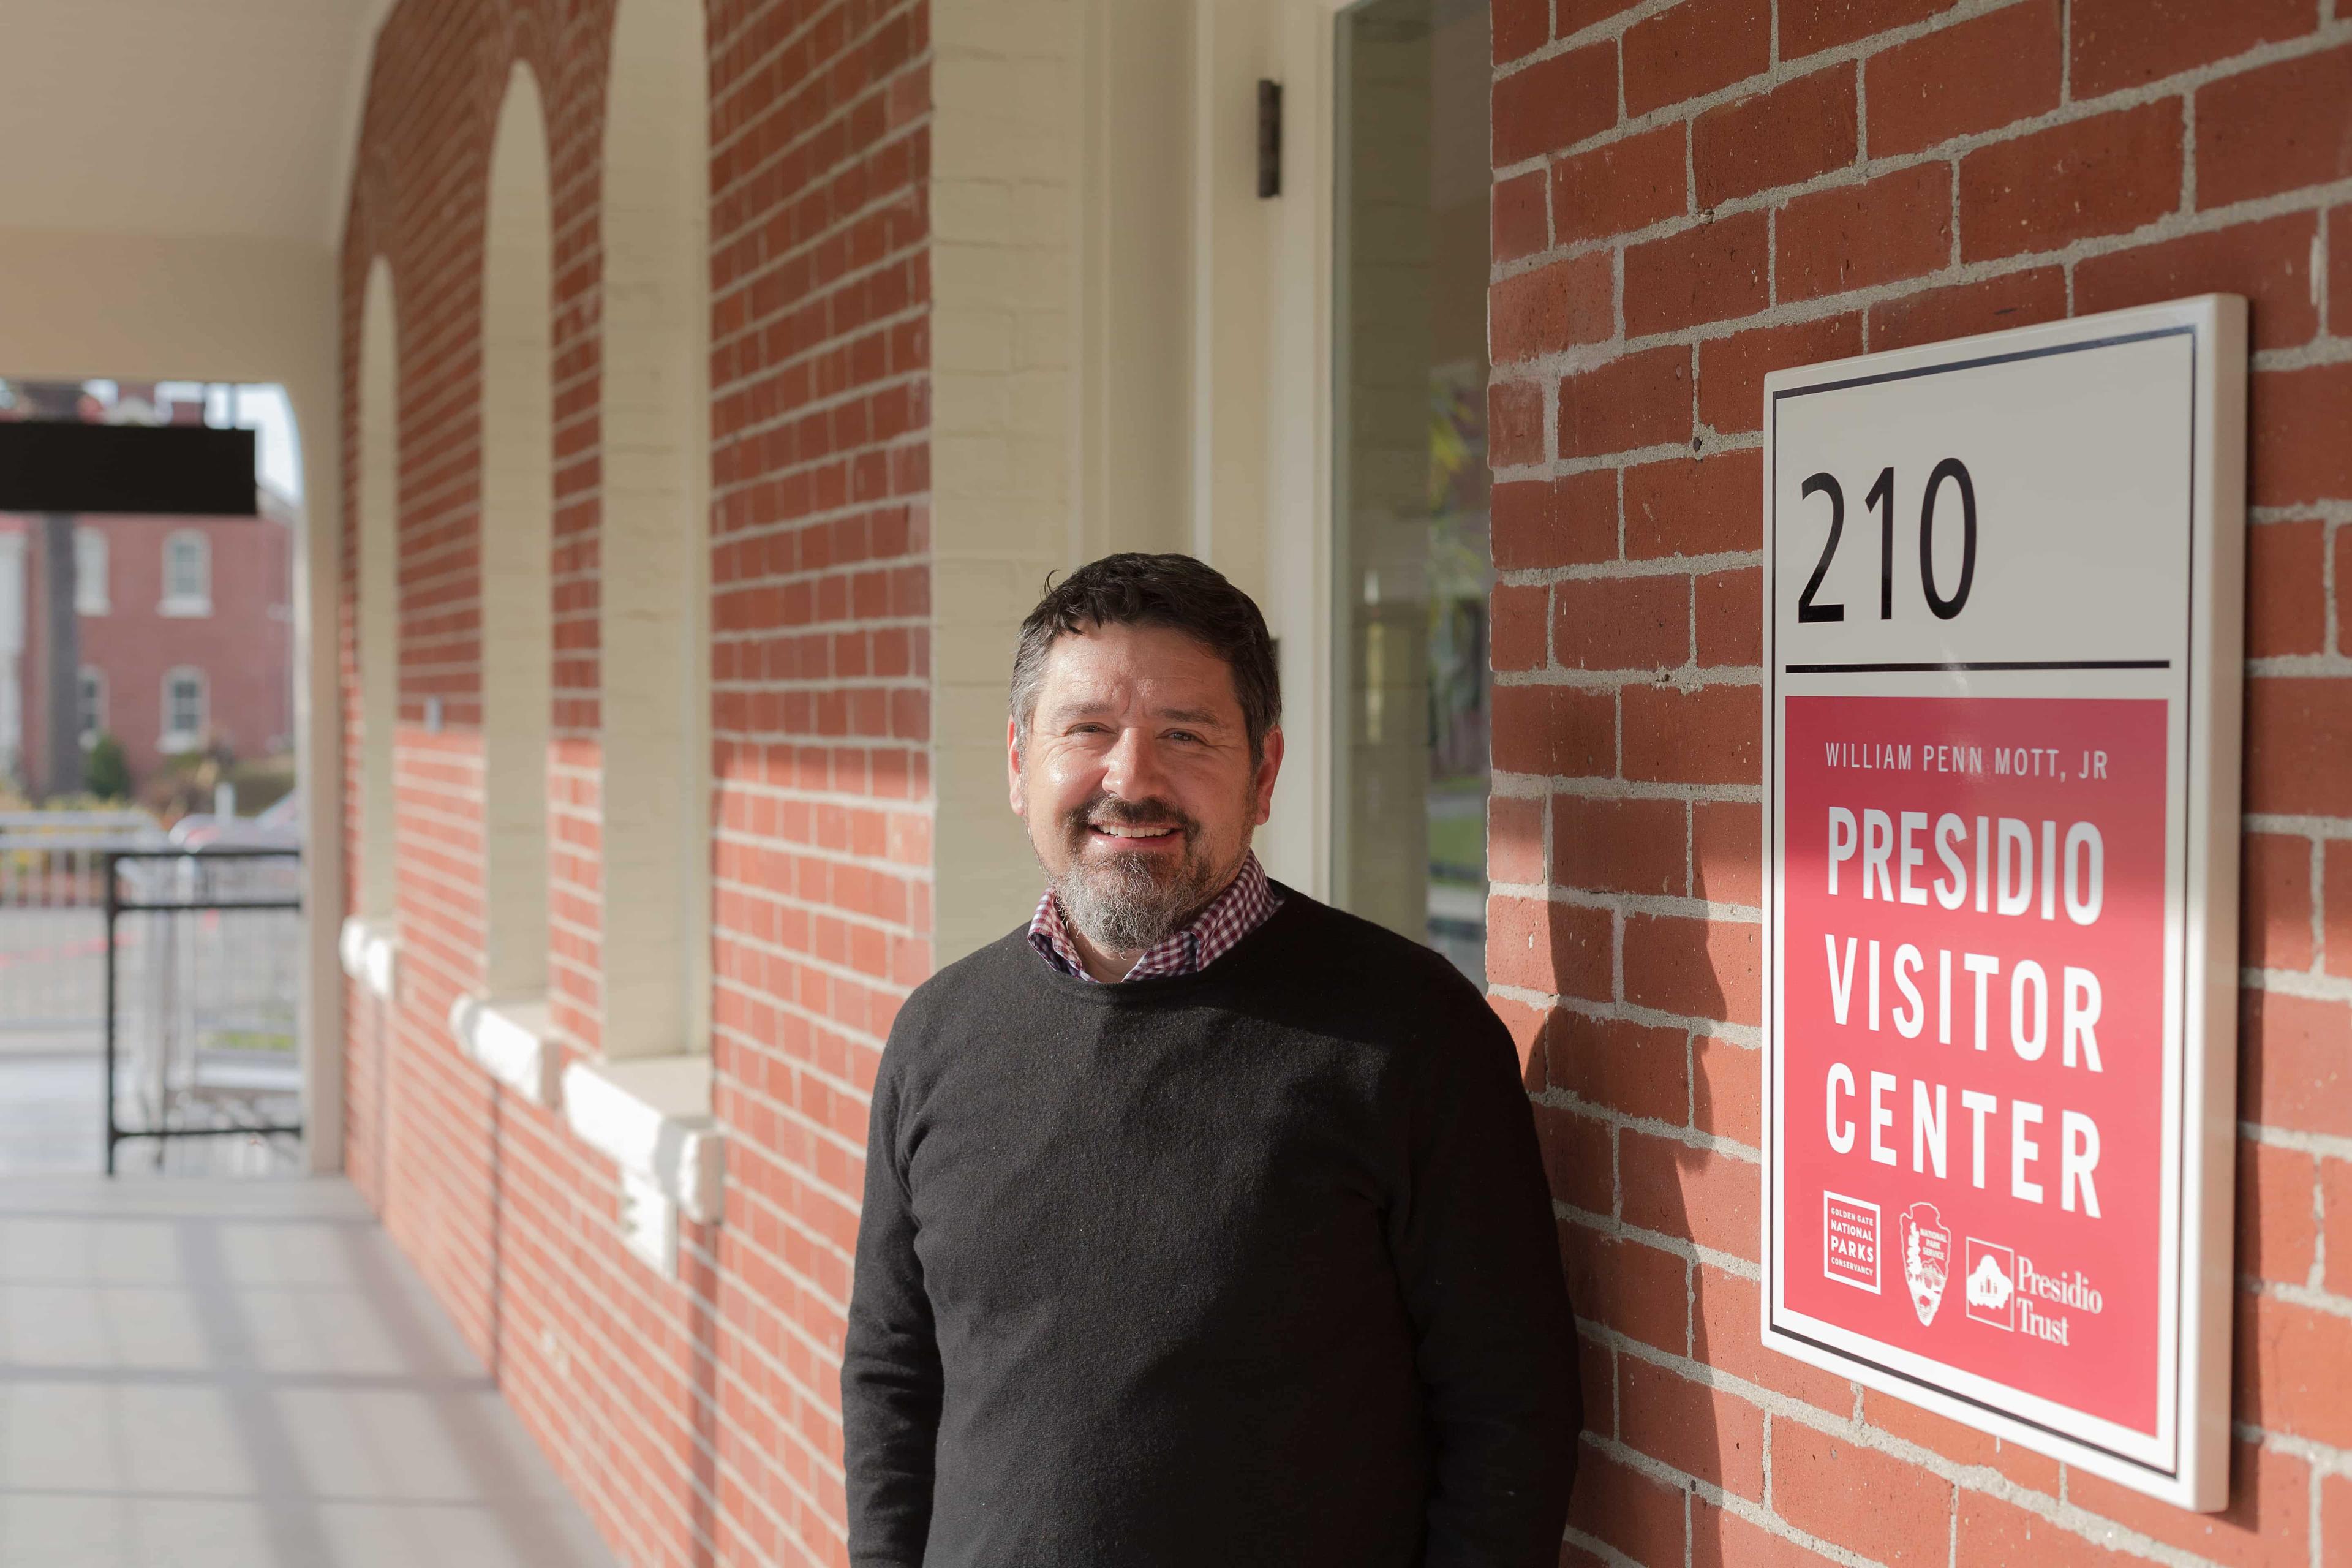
[930,0,1088,964]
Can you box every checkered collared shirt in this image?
[1029,851,1283,982]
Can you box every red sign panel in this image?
[1780,695,2166,1435]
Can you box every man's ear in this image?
[1006,714,1027,816]
[1251,726,1286,826]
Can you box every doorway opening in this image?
[1331,0,1494,980]
[0,376,305,1175]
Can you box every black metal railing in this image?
[103,848,304,1173]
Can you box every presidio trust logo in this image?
[1964,1235,2103,1344]
[1964,1238,2016,1329]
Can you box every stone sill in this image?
[560,1054,725,1224]
[336,915,399,1001]
[448,993,559,1107]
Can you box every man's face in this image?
[1008,622,1283,956]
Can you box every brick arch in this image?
[492,0,564,110]
[333,0,932,1559]
[337,27,404,278]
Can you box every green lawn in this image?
[205,1029,295,1054]
[1428,809,1484,886]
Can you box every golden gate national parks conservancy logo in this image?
[1898,1203,1951,1326]
[1823,1192,1881,1292]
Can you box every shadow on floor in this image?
[0,1042,302,1180]
[0,1175,616,1568]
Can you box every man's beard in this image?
[1047,792,1228,956]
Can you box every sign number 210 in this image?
[1796,458,1979,624]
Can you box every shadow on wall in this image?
[1495,800,1777,1564]
[685,1217,721,1568]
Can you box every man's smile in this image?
[1087,822,1180,842]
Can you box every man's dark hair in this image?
[1010,552,1280,761]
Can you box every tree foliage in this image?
[83,733,131,801]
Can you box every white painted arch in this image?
[0,221,342,1167]
[357,257,400,932]
[597,0,712,1061]
[480,62,556,1003]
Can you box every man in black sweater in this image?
[842,554,1580,1566]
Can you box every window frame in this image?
[1233,0,1358,905]
[159,665,207,752]
[159,529,212,616]
[78,665,106,747]
[74,527,109,616]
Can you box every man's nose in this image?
[1101,725,1171,802]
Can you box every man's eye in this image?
[1166,731,1202,745]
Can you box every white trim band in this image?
[448,992,560,1107]
[560,1054,725,1224]
[336,914,399,1001]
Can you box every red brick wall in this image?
[338,2,929,1563]
[1488,1,2351,1562]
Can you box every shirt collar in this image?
[1028,851,1280,982]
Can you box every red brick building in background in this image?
[333,1,2351,1564]
[0,507,295,791]
[0,380,295,797]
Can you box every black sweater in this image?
[841,888,1580,1567]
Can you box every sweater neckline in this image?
[1016,882,1313,1004]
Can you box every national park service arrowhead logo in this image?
[1898,1202,1951,1327]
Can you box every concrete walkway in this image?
[0,1176,616,1568]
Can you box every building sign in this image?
[0,422,257,515]
[1762,297,2245,1510]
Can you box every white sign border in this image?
[1758,295,2245,1512]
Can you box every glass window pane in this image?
[167,533,208,602]
[167,674,203,736]
[1332,0,1492,981]
[74,529,107,614]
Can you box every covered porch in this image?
[0,1175,612,1568]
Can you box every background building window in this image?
[161,666,206,751]
[74,528,108,614]
[78,666,105,747]
[1331,0,1492,980]
[161,529,211,615]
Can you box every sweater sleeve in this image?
[1393,1000,1583,1567]
[842,1047,941,1567]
